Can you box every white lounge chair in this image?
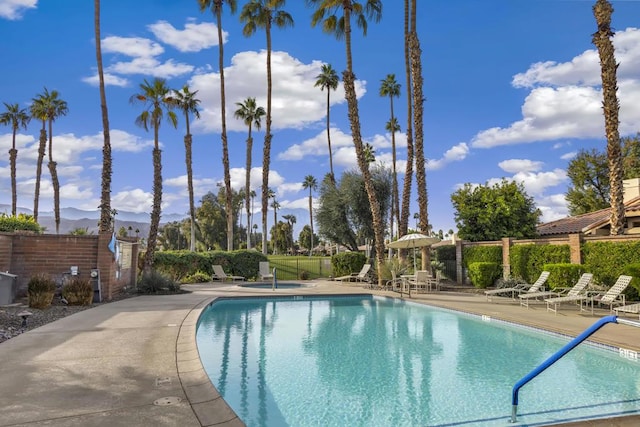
[335,264,371,283]
[519,273,592,308]
[259,261,274,281]
[485,271,550,302]
[589,275,633,313]
[212,264,245,282]
[614,302,640,319]
[544,273,594,314]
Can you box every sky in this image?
[2,0,640,241]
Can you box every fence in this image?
[266,256,333,280]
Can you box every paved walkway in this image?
[0,280,638,426]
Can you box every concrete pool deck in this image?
[0,279,638,426]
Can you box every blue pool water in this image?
[196,295,640,427]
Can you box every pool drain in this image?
[153,396,182,406]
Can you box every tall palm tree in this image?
[399,0,414,265]
[380,74,401,242]
[282,213,296,254]
[199,0,237,251]
[314,63,339,183]
[409,0,430,270]
[0,103,30,217]
[29,94,48,223]
[130,78,178,274]
[173,85,201,251]
[41,88,68,234]
[308,0,384,287]
[95,0,113,235]
[240,0,294,255]
[593,0,624,235]
[302,175,317,257]
[234,97,265,249]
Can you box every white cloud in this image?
[560,151,577,160]
[108,57,194,79]
[0,0,36,20]
[147,19,222,53]
[426,143,469,170]
[190,50,364,133]
[498,159,543,174]
[102,36,164,58]
[82,72,130,87]
[112,189,153,213]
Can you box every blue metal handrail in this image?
[510,315,638,423]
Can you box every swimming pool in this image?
[238,283,308,289]
[196,295,640,427]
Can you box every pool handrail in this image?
[510,315,640,423]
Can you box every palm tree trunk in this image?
[185,131,196,251]
[309,191,313,256]
[10,140,17,216]
[326,90,334,184]
[410,0,430,271]
[262,21,274,255]
[399,0,414,264]
[33,124,46,223]
[145,122,162,273]
[216,10,234,251]
[593,0,624,235]
[48,119,60,234]
[245,130,253,249]
[95,0,112,235]
[343,7,386,288]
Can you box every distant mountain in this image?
[0,204,188,236]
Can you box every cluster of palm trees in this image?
[1,89,68,234]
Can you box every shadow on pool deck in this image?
[0,279,637,426]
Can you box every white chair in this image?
[614,302,640,319]
[335,264,371,283]
[212,265,245,282]
[589,275,633,312]
[544,273,594,314]
[259,262,274,281]
[485,271,550,302]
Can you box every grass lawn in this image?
[265,256,333,280]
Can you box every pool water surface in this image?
[196,295,640,427]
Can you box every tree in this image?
[451,179,541,242]
[316,174,358,251]
[158,221,189,250]
[195,191,227,251]
[240,0,294,256]
[234,97,265,249]
[199,0,237,251]
[308,0,386,287]
[29,93,49,223]
[130,78,178,273]
[282,214,296,254]
[0,103,30,217]
[380,74,401,241]
[302,175,317,257]
[270,220,290,255]
[314,63,339,183]
[565,148,610,216]
[95,0,113,235]
[593,0,624,235]
[299,224,319,252]
[173,84,201,251]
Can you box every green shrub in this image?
[467,262,501,289]
[299,270,310,280]
[621,263,640,302]
[137,270,182,294]
[542,263,585,290]
[181,271,211,284]
[463,245,502,267]
[229,250,268,280]
[331,252,368,278]
[27,273,56,309]
[0,213,42,233]
[62,277,93,305]
[152,250,267,282]
[510,244,570,283]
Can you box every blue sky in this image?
[2,0,640,239]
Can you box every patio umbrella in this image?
[387,233,441,271]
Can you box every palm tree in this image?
[409,0,430,270]
[380,74,401,242]
[29,94,48,223]
[199,0,237,251]
[42,89,68,234]
[314,63,339,183]
[282,213,296,255]
[308,0,385,288]
[234,97,265,249]
[0,103,30,217]
[173,85,201,251]
[240,0,294,255]
[593,0,624,235]
[130,78,178,273]
[399,0,414,265]
[302,175,317,257]
[95,0,113,235]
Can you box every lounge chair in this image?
[519,273,592,309]
[614,302,640,319]
[335,264,371,283]
[544,273,594,314]
[212,265,245,282]
[588,275,633,313]
[485,271,550,302]
[259,261,274,281]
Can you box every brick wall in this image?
[0,233,12,272]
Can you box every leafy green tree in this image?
[622,134,640,179]
[70,227,93,236]
[241,0,294,256]
[172,84,201,251]
[316,174,358,251]
[314,63,339,183]
[451,179,541,242]
[302,174,317,256]
[195,191,227,251]
[566,148,610,216]
[299,224,319,252]
[158,221,189,250]
[130,78,178,273]
[270,220,291,255]
[0,103,30,216]
[281,213,296,254]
